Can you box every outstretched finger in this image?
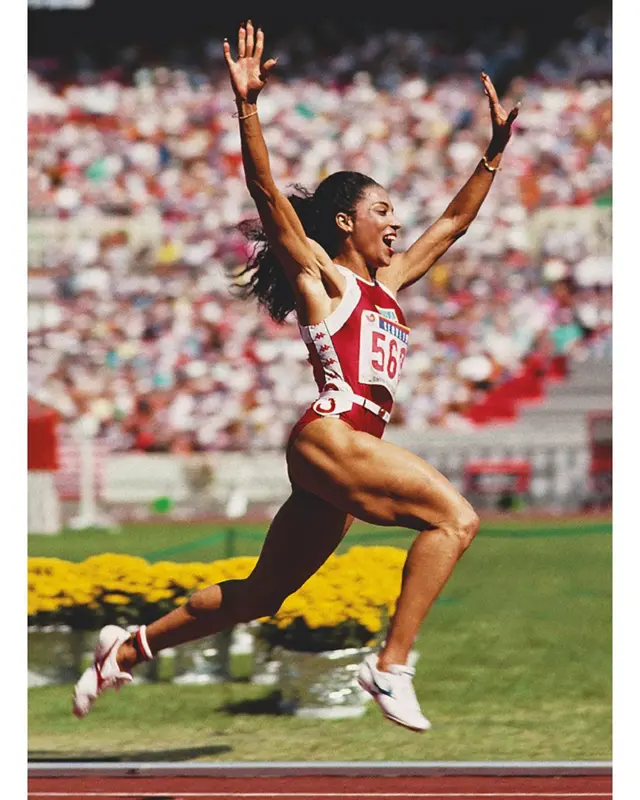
[245,19,255,57]
[222,39,234,68]
[254,27,264,62]
[481,72,499,106]
[238,23,246,58]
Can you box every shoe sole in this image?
[357,677,430,733]
[73,628,131,718]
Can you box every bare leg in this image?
[377,524,470,668]
[118,488,353,670]
[288,417,480,670]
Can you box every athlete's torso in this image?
[298,265,410,415]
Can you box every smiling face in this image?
[339,184,401,271]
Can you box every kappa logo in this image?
[375,306,399,323]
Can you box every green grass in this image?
[27,514,612,563]
[28,524,611,762]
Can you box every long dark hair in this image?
[232,171,380,323]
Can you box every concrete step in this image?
[555,381,612,395]
[386,417,588,452]
[545,383,611,399]
[567,366,612,386]
[524,395,612,413]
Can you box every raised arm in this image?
[380,73,520,293]
[223,22,329,289]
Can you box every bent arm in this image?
[236,98,325,285]
[380,72,519,293]
[390,143,503,292]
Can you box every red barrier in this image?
[464,459,532,494]
[28,398,59,472]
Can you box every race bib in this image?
[358,311,410,399]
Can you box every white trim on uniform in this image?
[375,278,399,302]
[325,268,362,334]
[348,273,376,287]
[298,267,361,342]
[335,262,377,287]
[312,389,391,423]
[300,319,346,385]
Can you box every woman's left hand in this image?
[481,72,520,150]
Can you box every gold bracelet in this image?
[233,109,258,121]
[481,155,501,173]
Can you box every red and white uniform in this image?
[289,265,410,445]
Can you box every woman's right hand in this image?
[223,21,278,104]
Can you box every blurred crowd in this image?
[27,11,612,452]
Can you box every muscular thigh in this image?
[247,487,354,599]
[288,417,470,531]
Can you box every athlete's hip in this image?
[287,388,390,456]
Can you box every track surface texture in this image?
[28,774,612,799]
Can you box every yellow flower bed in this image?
[261,546,406,651]
[27,547,407,650]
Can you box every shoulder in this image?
[294,239,350,322]
[307,239,338,273]
[306,238,347,290]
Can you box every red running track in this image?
[28,773,612,799]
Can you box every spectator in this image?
[27,14,612,451]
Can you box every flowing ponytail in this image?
[231,172,379,323]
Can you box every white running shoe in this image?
[358,652,431,732]
[72,625,133,718]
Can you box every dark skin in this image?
[114,23,520,677]
[224,21,520,309]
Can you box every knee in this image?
[185,583,224,618]
[235,577,290,621]
[446,503,480,553]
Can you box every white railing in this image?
[50,435,606,520]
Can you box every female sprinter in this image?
[73,22,520,732]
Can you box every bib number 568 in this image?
[371,332,406,380]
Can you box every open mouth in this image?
[382,233,396,252]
